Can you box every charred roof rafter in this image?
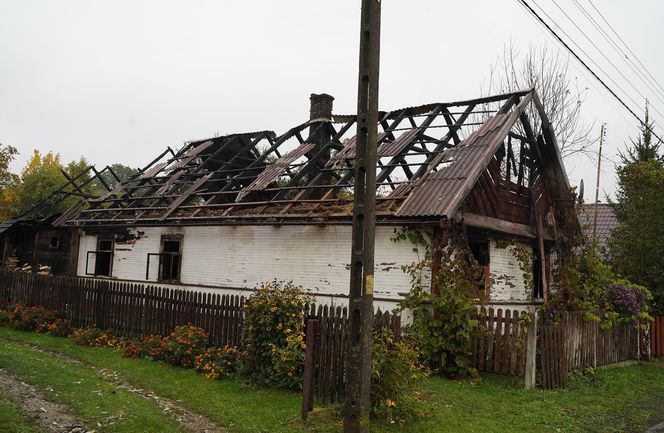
[51,89,575,227]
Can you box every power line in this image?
[549,0,664,120]
[528,0,645,118]
[516,0,664,144]
[587,0,664,97]
[513,0,646,145]
[572,0,664,106]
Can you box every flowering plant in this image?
[162,325,209,367]
[71,325,123,348]
[122,334,168,360]
[371,327,430,424]
[6,302,59,332]
[606,280,651,325]
[194,345,242,379]
[243,280,310,389]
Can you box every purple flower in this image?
[607,283,646,316]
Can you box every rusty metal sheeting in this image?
[236,142,315,201]
[159,173,214,221]
[140,162,168,179]
[166,140,215,171]
[329,132,390,163]
[396,114,509,217]
[377,129,420,157]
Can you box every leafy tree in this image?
[94,163,139,192]
[0,143,18,192]
[610,116,664,314]
[484,43,595,159]
[0,150,94,220]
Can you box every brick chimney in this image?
[308,93,334,159]
[309,93,334,123]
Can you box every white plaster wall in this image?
[76,225,423,310]
[76,233,97,276]
[489,239,533,303]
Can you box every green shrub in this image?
[195,345,242,380]
[371,327,429,424]
[243,280,310,389]
[70,325,123,348]
[35,318,72,337]
[162,325,209,368]
[394,228,480,377]
[6,303,59,332]
[122,334,167,360]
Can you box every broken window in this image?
[49,236,61,250]
[533,250,545,300]
[85,237,114,277]
[469,239,490,292]
[159,235,182,282]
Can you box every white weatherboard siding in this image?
[76,226,536,310]
[489,239,533,303]
[76,225,422,310]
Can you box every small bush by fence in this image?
[300,306,400,418]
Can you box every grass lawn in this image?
[0,337,186,433]
[0,394,40,433]
[1,327,663,433]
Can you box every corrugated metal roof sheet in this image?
[236,142,315,201]
[377,129,420,157]
[396,114,510,217]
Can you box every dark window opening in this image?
[469,239,490,292]
[159,236,182,282]
[533,252,544,300]
[94,238,114,277]
[49,236,60,249]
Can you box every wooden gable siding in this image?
[462,147,554,229]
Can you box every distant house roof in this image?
[578,203,618,250]
[47,89,573,229]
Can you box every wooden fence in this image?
[539,312,639,389]
[471,307,527,377]
[0,270,245,347]
[301,307,400,419]
[650,316,664,358]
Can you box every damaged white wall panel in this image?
[489,239,532,303]
[76,225,422,306]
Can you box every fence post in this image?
[524,310,538,390]
[301,318,319,421]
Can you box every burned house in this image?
[0,166,117,276]
[2,90,577,311]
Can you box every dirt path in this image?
[0,367,89,433]
[17,341,226,433]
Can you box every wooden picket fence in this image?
[0,270,246,347]
[539,312,639,389]
[649,316,664,357]
[301,307,400,419]
[471,307,527,377]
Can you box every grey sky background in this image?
[1,1,662,201]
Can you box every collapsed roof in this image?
[52,89,572,227]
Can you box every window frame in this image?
[85,236,114,277]
[158,235,183,282]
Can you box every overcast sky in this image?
[1,0,662,201]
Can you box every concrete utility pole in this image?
[345,0,380,432]
[593,123,605,241]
